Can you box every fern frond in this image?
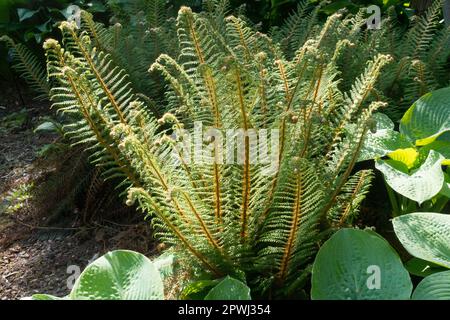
[256,159,323,289]
[274,0,321,58]
[328,170,374,227]
[1,35,50,99]
[402,0,444,59]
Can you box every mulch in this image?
[0,86,155,300]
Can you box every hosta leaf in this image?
[400,87,450,146]
[393,213,450,269]
[204,276,251,300]
[405,258,447,278]
[311,228,412,300]
[181,279,220,300]
[358,113,413,162]
[17,8,40,22]
[418,138,450,167]
[420,141,450,160]
[440,173,450,198]
[412,271,450,300]
[321,0,356,15]
[153,251,177,280]
[70,250,164,300]
[387,148,419,169]
[382,159,409,174]
[34,121,60,134]
[32,294,68,300]
[375,150,445,204]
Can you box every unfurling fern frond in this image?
[1,35,50,100]
[80,11,114,54]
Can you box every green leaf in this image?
[70,250,164,300]
[405,258,447,277]
[321,0,356,15]
[204,276,251,300]
[0,1,10,23]
[17,8,40,22]
[153,251,177,280]
[181,279,220,300]
[420,141,450,160]
[34,121,60,134]
[61,5,81,20]
[375,150,445,204]
[358,113,413,162]
[382,159,409,174]
[412,271,450,300]
[34,33,42,44]
[440,172,450,198]
[400,87,450,146]
[86,1,107,13]
[311,229,412,300]
[383,0,401,7]
[393,213,450,269]
[36,19,52,33]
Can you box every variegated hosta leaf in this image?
[393,212,450,269]
[375,150,445,204]
[70,250,164,300]
[400,87,450,146]
[440,172,450,198]
[311,228,412,300]
[412,271,450,300]
[418,129,450,162]
[358,113,413,162]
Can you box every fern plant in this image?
[43,4,392,298]
[274,0,450,121]
[0,35,50,100]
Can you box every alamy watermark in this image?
[66,253,99,289]
[367,265,381,290]
[367,5,382,30]
[170,121,280,176]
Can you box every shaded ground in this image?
[0,214,155,299]
[0,83,156,300]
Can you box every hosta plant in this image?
[33,250,165,300]
[311,228,413,300]
[32,250,250,300]
[311,214,450,300]
[359,87,450,215]
[393,212,450,300]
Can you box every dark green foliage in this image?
[274,0,450,120]
[0,35,50,99]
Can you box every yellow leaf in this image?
[388,148,419,169]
